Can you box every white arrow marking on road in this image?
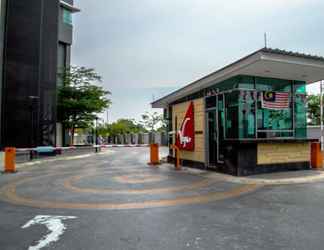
[22,215,77,250]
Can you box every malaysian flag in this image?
[261,91,289,110]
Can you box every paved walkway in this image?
[2,147,324,250]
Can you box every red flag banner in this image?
[176,102,195,151]
[261,91,289,110]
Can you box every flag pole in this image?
[264,33,267,48]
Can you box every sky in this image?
[71,0,324,122]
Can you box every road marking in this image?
[113,173,167,184]
[64,173,218,194]
[22,215,77,250]
[0,171,261,210]
[3,178,259,210]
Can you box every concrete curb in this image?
[222,171,324,185]
[165,165,324,185]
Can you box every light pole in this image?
[28,96,40,147]
[28,96,39,160]
[95,116,99,146]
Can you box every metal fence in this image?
[108,132,168,146]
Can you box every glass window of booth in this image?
[256,78,294,138]
[206,76,307,140]
[238,90,256,138]
[225,91,239,138]
[294,81,307,138]
[255,77,293,138]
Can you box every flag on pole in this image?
[261,91,289,110]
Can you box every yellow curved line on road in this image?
[63,172,219,195]
[0,173,261,210]
[113,173,167,184]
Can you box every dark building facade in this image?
[0,0,79,148]
[56,0,80,147]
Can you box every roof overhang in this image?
[152,48,324,108]
[60,0,80,13]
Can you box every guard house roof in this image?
[152,48,324,108]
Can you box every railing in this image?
[107,132,168,146]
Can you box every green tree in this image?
[97,119,147,138]
[109,119,146,137]
[307,94,321,125]
[141,112,166,132]
[96,124,108,137]
[58,66,111,144]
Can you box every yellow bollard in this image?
[311,142,323,169]
[148,144,160,166]
[4,147,16,173]
[170,144,181,170]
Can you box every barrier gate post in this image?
[4,147,16,173]
[170,144,181,171]
[311,142,323,169]
[148,144,160,165]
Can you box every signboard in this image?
[176,102,195,151]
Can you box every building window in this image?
[294,81,307,138]
[57,43,67,86]
[225,91,239,138]
[63,8,72,25]
[255,77,293,138]
[206,76,307,139]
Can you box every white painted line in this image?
[101,144,149,148]
[64,154,92,160]
[22,215,77,250]
[17,154,93,168]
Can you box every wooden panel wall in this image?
[172,98,205,163]
[257,142,310,165]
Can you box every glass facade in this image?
[205,75,307,140]
[1,0,59,147]
[63,8,72,25]
[225,91,239,138]
[57,42,67,86]
[294,81,307,138]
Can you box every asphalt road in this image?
[1,147,324,250]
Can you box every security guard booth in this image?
[152,48,324,176]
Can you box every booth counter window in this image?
[294,82,307,138]
[206,76,307,140]
[254,77,292,138]
[225,92,239,138]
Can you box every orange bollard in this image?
[170,144,181,170]
[4,147,16,173]
[311,142,323,169]
[148,144,160,165]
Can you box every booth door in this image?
[217,94,225,163]
[207,94,225,167]
[207,111,217,165]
